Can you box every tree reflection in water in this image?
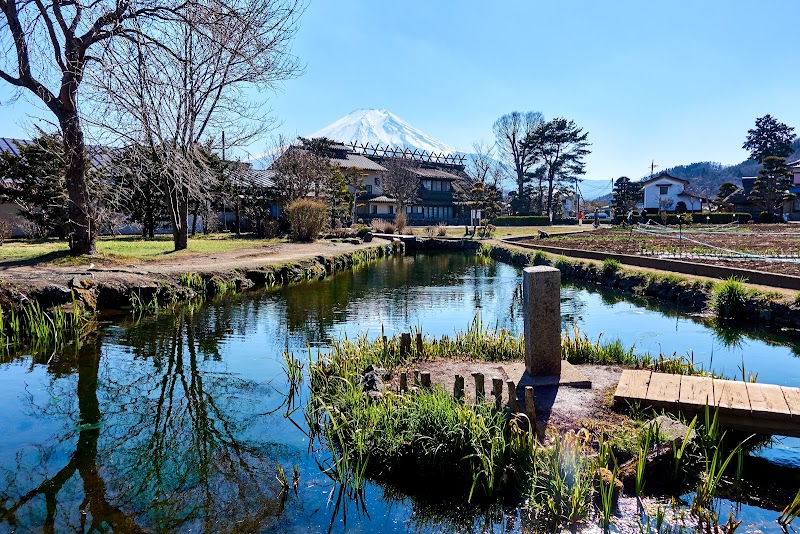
[0,306,285,532]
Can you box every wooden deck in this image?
[613,370,800,437]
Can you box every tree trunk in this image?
[59,112,95,255]
[167,178,189,251]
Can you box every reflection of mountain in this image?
[0,310,286,532]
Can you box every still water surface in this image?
[1,252,799,532]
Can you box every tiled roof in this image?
[228,167,276,189]
[410,166,463,180]
[0,137,112,169]
[329,153,386,172]
[640,172,689,186]
[366,195,396,204]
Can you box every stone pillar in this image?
[523,266,562,376]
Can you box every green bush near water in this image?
[709,277,749,321]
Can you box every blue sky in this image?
[2,0,799,193]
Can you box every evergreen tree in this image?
[748,156,792,216]
[611,176,642,210]
[743,115,796,162]
[715,182,738,205]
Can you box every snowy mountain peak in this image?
[309,109,456,155]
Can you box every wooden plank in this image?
[613,370,635,400]
[627,370,652,400]
[645,372,681,405]
[781,386,800,420]
[746,383,792,421]
[712,379,751,414]
[679,375,714,408]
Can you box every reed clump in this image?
[0,298,92,357]
[709,277,749,321]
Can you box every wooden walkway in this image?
[614,370,800,437]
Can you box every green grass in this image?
[709,277,749,321]
[0,234,284,265]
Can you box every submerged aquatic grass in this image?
[0,298,92,357]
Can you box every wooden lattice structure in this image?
[349,142,466,166]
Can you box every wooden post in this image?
[399,371,407,393]
[492,377,503,409]
[414,369,420,385]
[472,372,485,403]
[400,333,411,358]
[453,375,465,401]
[416,332,424,355]
[507,380,519,412]
[420,371,431,388]
[525,386,536,430]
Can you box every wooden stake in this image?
[492,377,503,409]
[399,371,407,392]
[525,386,536,430]
[453,375,464,401]
[507,380,519,412]
[416,332,424,355]
[414,369,420,385]
[472,372,485,403]
[420,371,431,388]
[400,333,411,357]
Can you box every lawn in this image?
[0,234,283,266]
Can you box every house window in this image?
[374,177,380,186]
[365,185,372,194]
[388,205,394,215]
[370,205,377,214]
[441,181,451,192]
[659,185,669,195]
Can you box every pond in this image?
[1,252,799,532]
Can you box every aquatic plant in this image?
[600,258,621,276]
[561,326,636,365]
[708,277,749,321]
[0,298,91,357]
[778,487,800,526]
[179,271,204,291]
[596,464,616,530]
[528,429,594,526]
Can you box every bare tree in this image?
[462,140,503,234]
[269,137,332,206]
[88,0,303,250]
[0,0,202,254]
[492,111,544,214]
[379,158,419,211]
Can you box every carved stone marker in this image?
[523,266,562,376]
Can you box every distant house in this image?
[721,177,761,218]
[640,172,709,213]
[275,141,469,224]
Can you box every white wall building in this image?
[640,172,708,212]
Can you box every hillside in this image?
[657,138,800,197]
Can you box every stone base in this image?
[514,361,592,389]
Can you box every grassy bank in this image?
[302,323,755,530]
[0,234,284,265]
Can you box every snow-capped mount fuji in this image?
[309,109,457,155]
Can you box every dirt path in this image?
[0,239,382,290]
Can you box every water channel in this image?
[1,252,799,532]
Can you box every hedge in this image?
[493,216,579,226]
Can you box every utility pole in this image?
[650,160,658,179]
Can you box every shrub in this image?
[493,216,577,226]
[759,211,773,223]
[423,226,436,237]
[709,277,749,321]
[689,212,751,224]
[436,223,448,236]
[285,199,328,242]
[532,250,549,265]
[600,258,621,276]
[394,211,408,232]
[371,218,396,234]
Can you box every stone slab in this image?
[513,360,592,389]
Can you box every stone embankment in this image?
[0,242,401,312]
